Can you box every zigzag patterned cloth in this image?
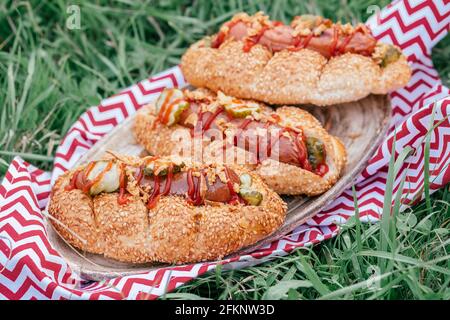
[1,0,449,299]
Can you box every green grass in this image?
[0,0,449,300]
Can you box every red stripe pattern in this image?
[1,0,449,299]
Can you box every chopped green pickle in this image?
[238,174,262,206]
[87,161,120,196]
[155,88,183,113]
[155,88,189,126]
[239,187,263,206]
[306,137,325,170]
[381,45,401,68]
[143,162,185,177]
[224,102,260,118]
[166,101,189,126]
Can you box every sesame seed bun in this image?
[180,40,411,106]
[48,163,286,264]
[133,97,347,196]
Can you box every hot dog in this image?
[134,88,347,195]
[215,14,377,58]
[181,12,411,106]
[66,157,245,206]
[48,155,287,263]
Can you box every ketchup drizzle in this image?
[243,26,269,52]
[329,25,339,57]
[146,164,175,209]
[160,98,184,125]
[267,127,286,158]
[147,175,161,209]
[224,167,243,205]
[186,168,203,206]
[190,105,226,140]
[153,90,174,129]
[212,20,241,48]
[65,170,80,191]
[293,132,312,171]
[161,165,174,196]
[118,163,128,205]
[82,161,113,194]
[233,118,252,146]
[291,35,302,49]
[316,163,329,177]
[302,33,314,48]
[212,31,226,48]
[338,32,355,54]
[134,165,144,185]
[240,118,252,130]
[203,107,224,132]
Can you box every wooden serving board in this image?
[45,94,391,281]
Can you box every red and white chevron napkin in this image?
[1,0,449,299]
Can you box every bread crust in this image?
[48,164,287,264]
[133,102,347,196]
[181,40,411,106]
